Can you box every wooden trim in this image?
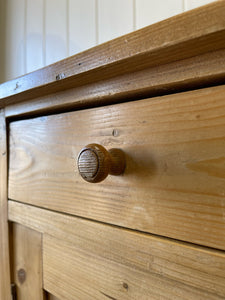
[0,110,11,300]
[5,48,225,118]
[1,1,225,106]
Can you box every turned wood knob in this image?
[77,143,126,183]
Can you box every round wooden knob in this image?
[77,143,126,183]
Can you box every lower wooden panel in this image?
[43,235,225,300]
[9,201,225,300]
[10,222,45,300]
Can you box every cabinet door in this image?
[10,222,46,300]
[9,201,225,300]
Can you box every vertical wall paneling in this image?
[26,0,44,73]
[133,0,136,31]
[0,0,6,83]
[184,0,216,11]
[98,0,134,44]
[135,0,183,29]
[3,0,218,82]
[5,0,26,81]
[69,0,96,56]
[45,0,68,65]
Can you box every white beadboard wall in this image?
[0,0,6,83]
[1,0,216,83]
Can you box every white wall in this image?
[0,0,6,83]
[1,0,216,83]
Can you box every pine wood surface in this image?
[10,223,45,300]
[0,110,11,300]
[2,3,225,299]
[1,1,225,107]
[8,85,225,250]
[8,200,225,300]
[48,294,60,300]
[5,48,225,119]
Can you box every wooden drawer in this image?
[9,85,225,250]
[8,201,225,300]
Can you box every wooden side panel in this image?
[10,222,45,300]
[9,201,225,300]
[0,110,11,300]
[8,85,225,250]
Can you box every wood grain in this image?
[0,110,11,300]
[5,48,225,119]
[10,222,45,300]
[48,294,60,300]
[8,201,225,300]
[8,85,225,250]
[1,1,225,105]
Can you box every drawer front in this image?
[9,85,225,249]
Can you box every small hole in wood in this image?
[17,268,26,284]
[123,282,128,290]
[112,129,119,137]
